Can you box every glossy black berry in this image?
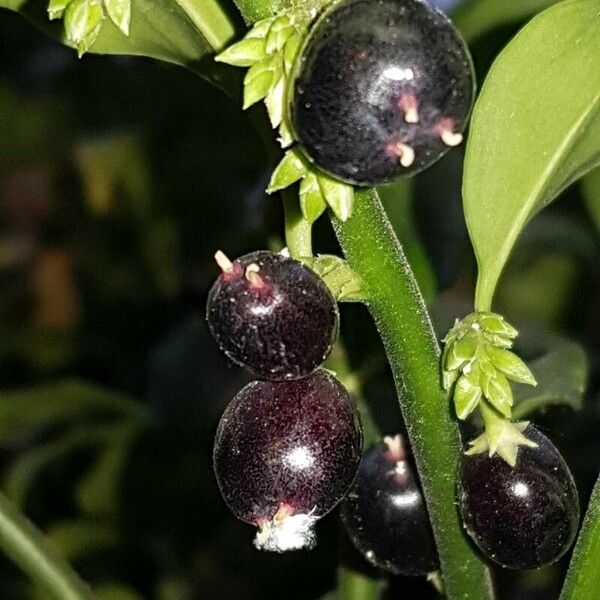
[291,0,475,186]
[213,369,363,551]
[206,250,339,380]
[458,426,579,569]
[341,435,438,575]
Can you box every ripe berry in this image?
[213,369,362,551]
[341,435,438,575]
[291,0,475,186]
[206,250,339,380]
[458,425,579,569]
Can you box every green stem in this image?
[0,492,96,600]
[560,476,600,600]
[332,189,494,600]
[282,188,313,257]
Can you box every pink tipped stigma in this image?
[398,94,420,124]
[215,250,234,273]
[245,263,268,291]
[384,435,406,461]
[436,118,463,147]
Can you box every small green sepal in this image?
[299,255,363,302]
[215,37,269,66]
[64,0,104,57]
[267,148,307,193]
[487,345,537,386]
[103,0,130,35]
[317,171,354,222]
[299,172,327,223]
[466,401,538,467]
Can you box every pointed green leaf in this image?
[267,148,307,193]
[482,370,513,418]
[64,0,104,56]
[513,341,588,419]
[47,0,69,20]
[487,346,537,386]
[454,374,482,419]
[479,313,518,339]
[283,31,302,75]
[103,0,130,35]
[215,37,268,66]
[299,172,327,224]
[447,335,478,371]
[317,172,354,221]
[246,16,276,39]
[265,16,293,54]
[243,69,274,108]
[465,0,600,311]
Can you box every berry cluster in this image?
[208,250,362,551]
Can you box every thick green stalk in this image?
[0,492,96,600]
[560,476,600,600]
[333,189,494,600]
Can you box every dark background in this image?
[0,1,599,598]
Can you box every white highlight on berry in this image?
[512,481,529,498]
[215,250,234,273]
[284,446,315,470]
[254,507,318,552]
[383,66,414,82]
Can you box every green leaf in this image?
[102,0,129,35]
[581,167,600,233]
[267,148,307,193]
[481,370,513,418]
[64,0,104,56]
[487,346,537,385]
[454,373,482,419]
[453,0,560,42]
[299,255,364,302]
[317,171,354,221]
[464,0,600,311]
[512,341,588,419]
[75,423,139,516]
[96,585,144,600]
[215,37,267,66]
[5,0,238,90]
[560,475,600,600]
[299,172,327,223]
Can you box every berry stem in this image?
[0,491,96,600]
[560,475,600,600]
[282,187,313,257]
[332,189,495,600]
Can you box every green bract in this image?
[443,311,537,465]
[216,6,356,223]
[48,0,132,55]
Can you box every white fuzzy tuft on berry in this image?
[254,511,318,552]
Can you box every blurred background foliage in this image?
[0,0,599,598]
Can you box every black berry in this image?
[206,250,339,380]
[341,435,438,575]
[213,369,363,551]
[458,425,579,569]
[291,0,475,186]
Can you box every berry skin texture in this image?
[341,435,438,575]
[206,250,339,381]
[458,425,580,569]
[291,0,475,186]
[213,369,363,552]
